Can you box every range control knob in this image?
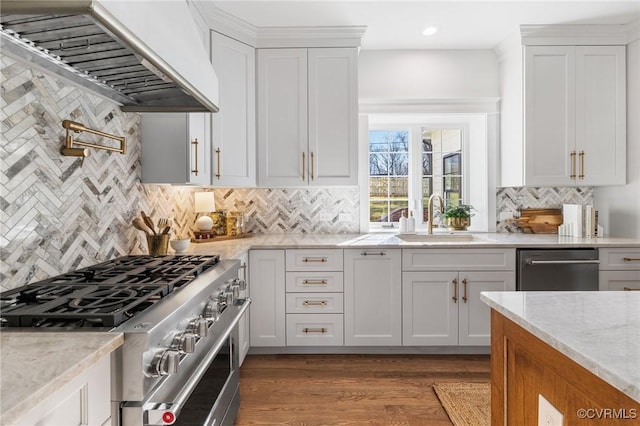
[188,317,208,338]
[234,278,247,291]
[218,290,232,307]
[172,332,196,354]
[204,300,222,322]
[154,350,180,376]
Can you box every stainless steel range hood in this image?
[0,1,219,112]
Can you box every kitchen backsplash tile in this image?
[496,186,594,232]
[1,57,359,290]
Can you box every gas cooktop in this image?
[0,255,220,328]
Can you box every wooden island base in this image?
[490,309,640,425]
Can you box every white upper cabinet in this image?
[257,47,358,186]
[141,112,211,185]
[523,45,626,186]
[210,32,256,187]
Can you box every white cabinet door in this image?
[211,32,256,187]
[402,271,458,346]
[344,249,402,346]
[522,45,626,186]
[257,49,308,186]
[524,46,575,186]
[237,252,250,365]
[575,46,626,186]
[308,48,358,186]
[257,47,358,186]
[141,112,211,185]
[458,271,515,346]
[249,250,286,347]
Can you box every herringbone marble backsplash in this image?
[496,186,594,232]
[1,56,359,290]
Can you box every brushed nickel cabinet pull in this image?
[361,251,386,256]
[215,147,221,179]
[302,257,327,263]
[623,287,640,291]
[570,150,576,179]
[579,150,585,179]
[452,278,458,303]
[191,138,199,176]
[303,300,328,306]
[462,278,468,303]
[302,279,328,285]
[303,327,327,334]
[302,152,306,181]
[623,257,640,262]
[310,151,315,181]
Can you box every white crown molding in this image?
[255,26,367,48]
[359,98,500,115]
[192,3,258,46]
[625,20,640,44]
[520,24,633,46]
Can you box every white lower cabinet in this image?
[237,252,250,364]
[344,249,402,346]
[402,249,516,346]
[249,249,286,347]
[15,355,111,426]
[599,248,640,291]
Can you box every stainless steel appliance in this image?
[0,255,250,426]
[517,248,600,291]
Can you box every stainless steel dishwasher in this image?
[517,248,600,291]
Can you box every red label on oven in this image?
[162,411,176,424]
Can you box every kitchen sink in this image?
[395,233,477,242]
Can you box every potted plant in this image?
[444,204,475,231]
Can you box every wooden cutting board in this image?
[513,208,563,234]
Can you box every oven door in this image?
[121,298,249,426]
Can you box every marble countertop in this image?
[481,291,640,402]
[0,331,124,425]
[182,232,640,260]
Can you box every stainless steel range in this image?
[0,255,250,426]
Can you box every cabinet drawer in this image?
[599,248,640,270]
[286,271,344,292]
[286,249,343,271]
[403,249,515,271]
[286,314,344,346]
[286,293,344,314]
[599,271,640,291]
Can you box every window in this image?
[368,125,466,229]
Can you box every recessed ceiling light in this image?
[422,26,438,36]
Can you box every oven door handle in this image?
[526,259,600,265]
[146,297,251,424]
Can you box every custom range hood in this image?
[0,1,219,112]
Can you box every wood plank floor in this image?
[236,354,490,425]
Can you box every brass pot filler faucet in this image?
[61,119,126,166]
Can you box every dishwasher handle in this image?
[526,259,600,265]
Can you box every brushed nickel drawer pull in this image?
[302,257,327,263]
[302,279,328,285]
[191,138,199,176]
[361,251,386,256]
[452,278,458,303]
[623,257,640,262]
[303,327,327,334]
[303,300,328,306]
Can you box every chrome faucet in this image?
[427,193,444,234]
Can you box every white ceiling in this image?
[211,0,640,49]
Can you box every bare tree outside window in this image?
[369,130,409,222]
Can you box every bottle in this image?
[407,210,416,233]
[399,211,408,233]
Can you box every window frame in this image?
[367,122,470,231]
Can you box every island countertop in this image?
[0,331,124,425]
[481,291,640,402]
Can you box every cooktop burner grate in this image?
[0,254,220,328]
